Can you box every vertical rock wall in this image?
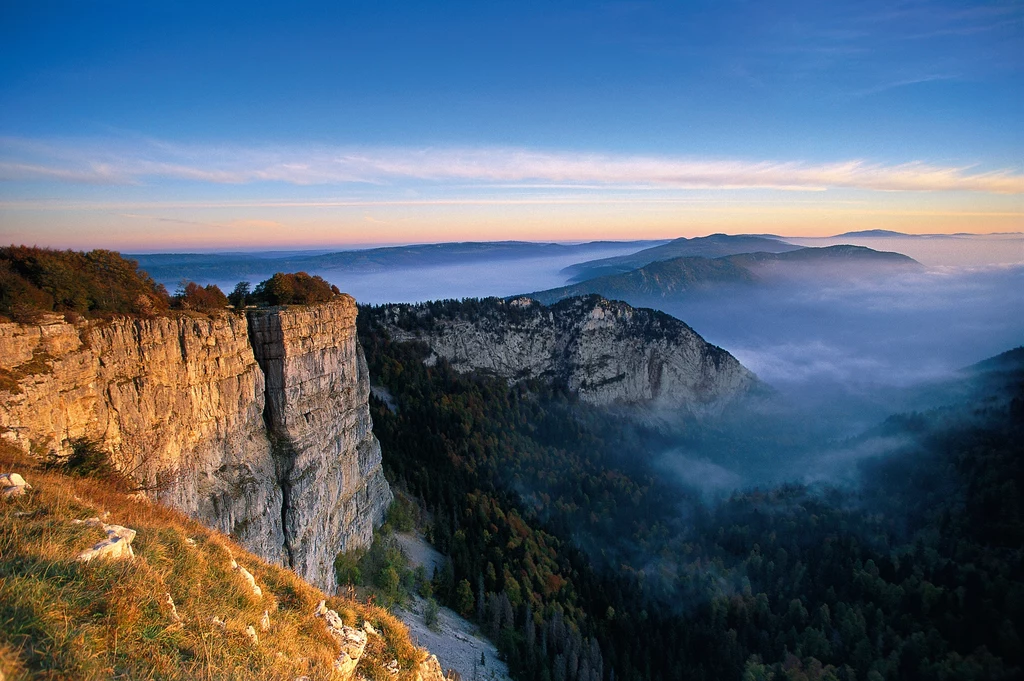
[0,299,391,591]
[377,295,758,415]
[0,312,284,559]
[248,297,392,592]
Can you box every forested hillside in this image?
[530,246,921,305]
[360,306,1023,681]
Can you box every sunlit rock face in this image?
[0,298,391,591]
[249,297,391,592]
[0,312,285,560]
[375,295,758,416]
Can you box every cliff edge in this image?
[0,296,390,592]
[249,299,392,590]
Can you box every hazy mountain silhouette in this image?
[133,239,663,286]
[529,245,922,304]
[561,233,800,282]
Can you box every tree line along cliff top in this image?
[0,246,342,322]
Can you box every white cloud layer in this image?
[1,137,1022,194]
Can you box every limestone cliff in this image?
[370,295,758,416]
[0,312,284,560]
[0,297,390,591]
[249,299,391,591]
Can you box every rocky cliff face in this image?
[373,295,757,415]
[249,300,391,590]
[0,297,390,591]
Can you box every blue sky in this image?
[1,0,1021,249]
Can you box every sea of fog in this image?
[321,250,623,304]
[187,244,646,305]
[186,236,1022,413]
[647,263,1024,489]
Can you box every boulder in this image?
[230,558,263,597]
[314,600,367,679]
[1,472,31,498]
[77,523,136,562]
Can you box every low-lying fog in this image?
[648,261,1022,491]
[321,251,628,304]
[144,242,652,304]
[664,265,1024,419]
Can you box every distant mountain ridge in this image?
[133,239,665,286]
[728,244,919,268]
[529,245,922,304]
[834,229,910,237]
[562,233,801,282]
[968,346,1024,374]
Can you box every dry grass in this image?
[0,444,430,680]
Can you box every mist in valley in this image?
[142,234,1023,534]
[347,235,1023,621]
[134,241,657,304]
[144,231,1023,508]
[640,263,1023,492]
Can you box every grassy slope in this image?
[0,444,427,681]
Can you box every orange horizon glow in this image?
[3,200,1021,252]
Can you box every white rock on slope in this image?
[163,593,182,623]
[313,599,367,679]
[0,473,30,498]
[77,523,136,562]
[230,558,263,598]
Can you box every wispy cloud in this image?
[847,73,960,98]
[1,137,1022,194]
[117,213,284,231]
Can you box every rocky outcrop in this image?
[373,295,757,416]
[249,299,391,591]
[0,298,390,590]
[0,312,284,559]
[312,598,446,681]
[75,519,137,562]
[314,599,368,678]
[0,472,30,498]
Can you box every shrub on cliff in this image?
[251,271,340,306]
[172,281,229,311]
[0,246,169,321]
